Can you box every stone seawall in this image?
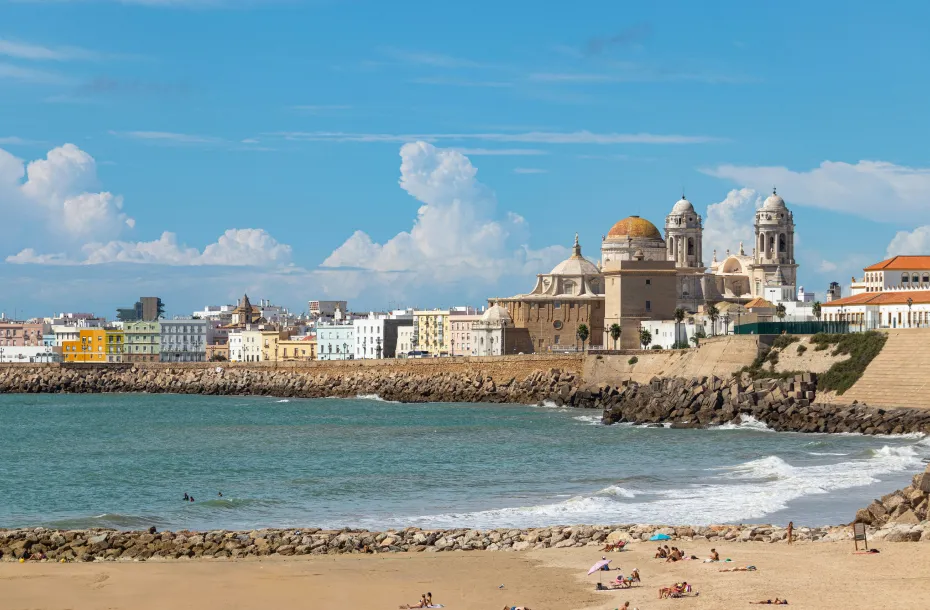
[853,463,930,542]
[1,522,897,562]
[600,375,930,435]
[0,363,585,405]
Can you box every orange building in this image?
[63,329,107,362]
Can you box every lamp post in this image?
[723,313,731,335]
[907,297,913,329]
[342,342,347,360]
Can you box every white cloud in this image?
[0,38,102,61]
[513,167,547,174]
[0,143,133,240]
[9,228,291,266]
[704,160,930,222]
[321,141,566,286]
[109,130,225,145]
[887,226,930,257]
[818,259,838,273]
[702,188,761,262]
[0,62,71,85]
[271,130,722,145]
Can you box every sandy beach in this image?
[3,539,930,610]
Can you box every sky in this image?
[1,0,929,318]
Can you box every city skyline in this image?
[2,1,930,317]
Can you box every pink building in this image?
[0,322,45,347]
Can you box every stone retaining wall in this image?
[855,463,930,539]
[2,522,906,562]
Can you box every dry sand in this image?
[2,539,930,610]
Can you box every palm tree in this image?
[707,304,720,337]
[674,307,686,347]
[609,323,621,350]
[576,323,589,353]
[639,328,652,350]
[775,303,787,322]
[812,301,822,322]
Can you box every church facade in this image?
[488,190,800,352]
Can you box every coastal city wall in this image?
[583,334,761,385]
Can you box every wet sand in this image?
[2,540,930,609]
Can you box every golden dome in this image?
[606,215,662,239]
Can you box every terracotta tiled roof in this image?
[606,216,662,239]
[744,297,775,309]
[864,256,930,271]
[823,290,930,307]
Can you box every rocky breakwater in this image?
[854,463,930,542]
[600,374,930,435]
[0,365,587,405]
[0,523,857,562]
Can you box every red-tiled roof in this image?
[744,297,775,309]
[823,290,930,307]
[864,256,930,271]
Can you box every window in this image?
[902,273,910,284]
[553,335,560,344]
[914,274,920,284]
[645,279,651,286]
[553,300,561,309]
[645,300,652,312]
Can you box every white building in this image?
[0,345,59,363]
[396,326,415,356]
[192,305,236,323]
[352,310,414,359]
[472,306,513,356]
[159,319,208,362]
[640,320,706,350]
[228,331,243,362]
[823,256,930,329]
[241,329,263,362]
[317,322,355,360]
[850,255,930,295]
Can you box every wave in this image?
[709,414,774,432]
[572,414,603,426]
[276,399,290,403]
[537,400,560,408]
[808,452,850,456]
[355,394,399,403]
[407,442,928,529]
[44,513,166,529]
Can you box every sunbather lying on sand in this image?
[601,540,627,552]
[750,599,787,605]
[720,566,757,572]
[400,594,428,608]
[503,606,532,610]
[658,582,692,599]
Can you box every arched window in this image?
[902,272,910,284]
[923,274,929,284]
[687,237,695,256]
[758,233,764,255]
[778,233,787,256]
[913,274,920,284]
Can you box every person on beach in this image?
[426,592,434,607]
[787,521,794,545]
[190,496,195,502]
[665,547,683,562]
[710,548,719,561]
[655,546,667,559]
[218,492,223,498]
[183,493,189,501]
[750,599,787,605]
[502,607,532,610]
[719,565,756,572]
[400,594,427,608]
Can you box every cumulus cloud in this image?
[702,188,761,263]
[887,226,930,258]
[704,160,930,222]
[322,141,566,286]
[9,228,291,267]
[0,143,133,240]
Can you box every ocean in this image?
[1,393,927,531]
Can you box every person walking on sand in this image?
[786,521,794,545]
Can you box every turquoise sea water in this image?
[1,394,927,530]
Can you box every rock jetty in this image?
[600,374,930,435]
[0,522,894,562]
[854,463,930,541]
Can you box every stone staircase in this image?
[841,328,930,408]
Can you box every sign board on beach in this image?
[853,523,868,550]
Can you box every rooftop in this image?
[864,256,930,271]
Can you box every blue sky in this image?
[1,0,929,318]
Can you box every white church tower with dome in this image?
[664,195,707,309]
[752,188,798,297]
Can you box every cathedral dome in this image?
[481,305,512,324]
[762,189,786,210]
[671,196,694,214]
[606,215,662,240]
[550,234,600,275]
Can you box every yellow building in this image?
[413,309,450,355]
[63,329,107,362]
[105,329,124,363]
[275,337,317,361]
[260,330,291,361]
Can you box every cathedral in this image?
[488,190,799,352]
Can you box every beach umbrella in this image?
[649,533,671,541]
[587,558,611,585]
